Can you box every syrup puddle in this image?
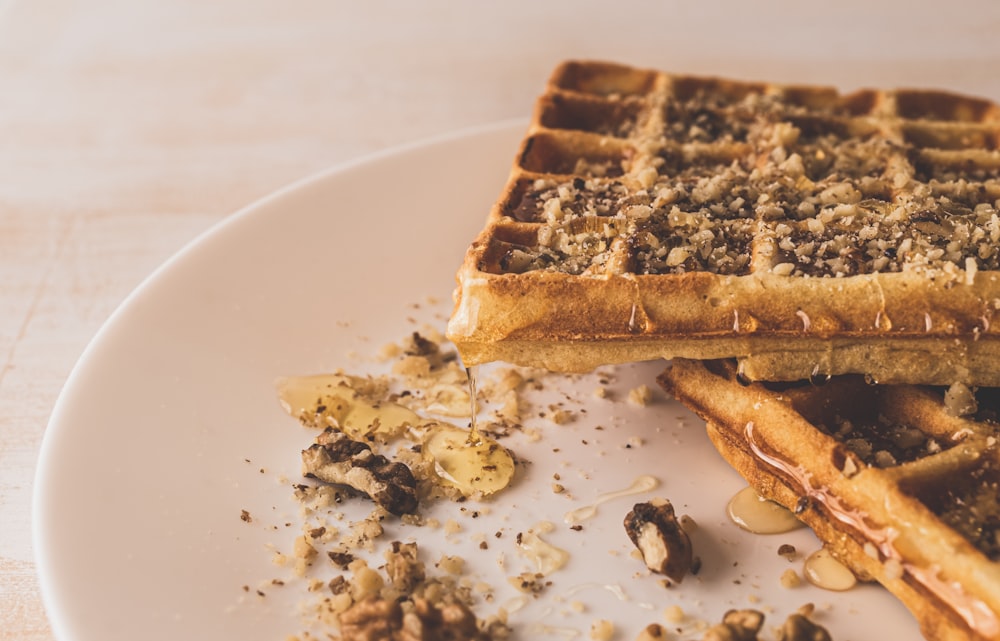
[726,486,804,534]
[803,548,857,591]
[564,475,659,524]
[424,423,514,497]
[420,365,515,496]
[276,373,422,440]
[517,522,570,576]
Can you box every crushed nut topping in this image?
[487,72,1000,281]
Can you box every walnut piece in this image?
[401,597,483,641]
[339,597,402,641]
[635,624,667,641]
[384,541,425,594]
[339,595,488,641]
[302,427,418,516]
[700,609,833,641]
[777,613,833,641]
[624,499,693,583]
[702,609,764,641]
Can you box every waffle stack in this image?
[446,61,1000,640]
[447,60,1000,385]
[658,358,1000,641]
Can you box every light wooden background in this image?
[3,1,999,638]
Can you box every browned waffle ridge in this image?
[659,358,1000,641]
[447,60,1000,385]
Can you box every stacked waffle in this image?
[446,60,1000,640]
[659,359,1000,641]
[447,60,1000,385]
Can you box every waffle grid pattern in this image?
[481,61,1000,281]
[448,61,1000,383]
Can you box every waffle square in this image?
[659,358,1000,641]
[447,60,1000,385]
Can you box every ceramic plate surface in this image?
[35,122,918,640]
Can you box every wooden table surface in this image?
[4,1,1000,638]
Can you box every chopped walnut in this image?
[702,609,764,641]
[348,561,385,602]
[636,623,668,641]
[699,609,832,641]
[628,385,653,406]
[340,595,490,641]
[589,618,615,641]
[327,541,505,641]
[624,499,694,583]
[400,597,486,641]
[776,613,832,641]
[780,569,802,588]
[302,427,418,516]
[329,550,356,570]
[384,541,425,594]
[507,571,547,594]
[329,575,349,595]
[339,597,402,641]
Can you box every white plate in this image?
[34,122,918,640]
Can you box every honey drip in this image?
[421,363,512,497]
[466,365,480,443]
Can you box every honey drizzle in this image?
[564,475,659,524]
[516,523,570,576]
[466,365,481,444]
[744,420,1000,634]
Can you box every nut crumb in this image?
[780,569,802,588]
[628,385,653,406]
[636,623,667,641]
[508,572,547,594]
[663,604,685,623]
[590,619,615,641]
[702,609,764,641]
[437,555,466,575]
[778,612,833,641]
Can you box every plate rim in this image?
[30,118,525,639]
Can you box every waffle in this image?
[447,60,1000,385]
[658,358,1000,641]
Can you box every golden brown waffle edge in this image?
[447,60,1000,385]
[658,358,1000,641]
